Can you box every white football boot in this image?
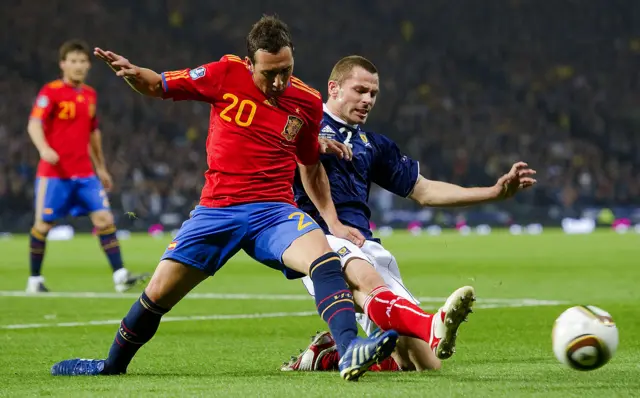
[26,276,49,293]
[431,286,476,359]
[281,331,337,371]
[113,268,150,293]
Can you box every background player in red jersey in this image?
[51,16,398,382]
[26,40,148,293]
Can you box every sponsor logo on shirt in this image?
[320,124,336,139]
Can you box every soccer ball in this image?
[552,305,618,371]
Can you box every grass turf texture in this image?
[1,230,639,397]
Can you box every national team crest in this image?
[337,247,351,257]
[282,115,304,141]
[359,132,368,144]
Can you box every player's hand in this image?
[493,161,537,199]
[94,47,140,79]
[96,168,113,192]
[328,222,365,247]
[39,147,59,165]
[319,138,353,161]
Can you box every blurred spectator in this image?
[1,0,639,230]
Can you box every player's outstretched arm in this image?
[94,48,163,97]
[409,161,537,207]
[299,162,365,246]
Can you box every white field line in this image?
[0,291,567,330]
[0,290,567,305]
[1,311,317,330]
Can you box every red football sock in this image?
[369,357,401,372]
[364,286,434,342]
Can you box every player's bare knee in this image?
[144,279,167,307]
[414,358,441,371]
[392,352,416,371]
[144,275,180,310]
[409,347,442,371]
[90,210,114,230]
[145,259,208,309]
[395,336,441,371]
[33,220,53,235]
[393,351,440,372]
[344,258,384,293]
[430,359,442,371]
[282,229,335,274]
[305,231,334,259]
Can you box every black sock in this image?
[97,226,124,272]
[29,228,47,277]
[310,252,358,356]
[103,292,168,374]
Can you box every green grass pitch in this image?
[1,230,639,397]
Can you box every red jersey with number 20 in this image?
[161,54,323,208]
[30,80,99,178]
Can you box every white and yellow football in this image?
[552,305,618,371]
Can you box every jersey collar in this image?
[323,104,359,130]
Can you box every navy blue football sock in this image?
[310,253,358,357]
[103,292,168,373]
[97,225,124,272]
[29,228,47,277]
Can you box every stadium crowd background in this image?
[1,0,639,232]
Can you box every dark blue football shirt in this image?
[294,105,420,241]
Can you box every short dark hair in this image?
[59,39,91,61]
[329,56,378,84]
[246,15,294,63]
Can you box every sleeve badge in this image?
[36,95,49,108]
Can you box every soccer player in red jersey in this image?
[26,40,148,293]
[51,16,398,381]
